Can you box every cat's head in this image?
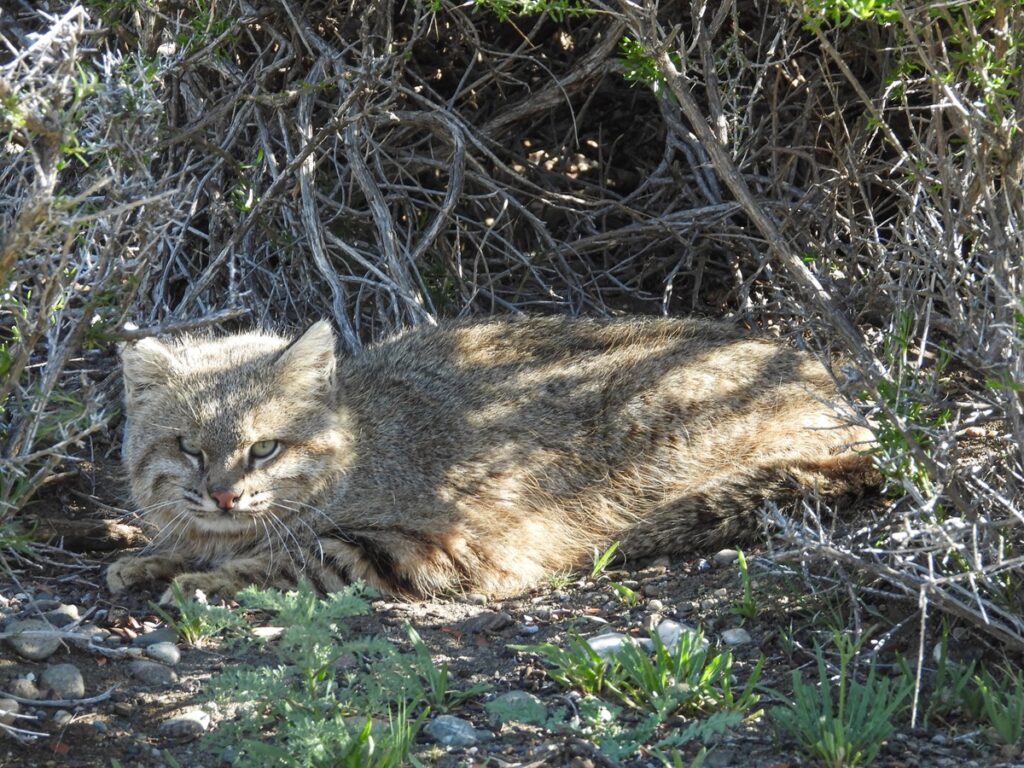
[120,322,350,537]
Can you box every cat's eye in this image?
[178,436,202,457]
[250,440,280,460]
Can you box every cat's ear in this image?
[121,337,177,403]
[275,321,337,394]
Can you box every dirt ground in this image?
[2,506,1019,768]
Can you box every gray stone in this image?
[128,660,178,687]
[43,604,81,628]
[461,611,513,634]
[462,592,488,606]
[71,624,110,649]
[586,632,632,659]
[646,599,664,612]
[145,641,181,665]
[5,618,62,660]
[41,663,85,699]
[721,628,753,646]
[132,627,179,647]
[657,619,707,653]
[712,549,739,566]
[641,582,665,598]
[424,714,491,747]
[53,709,73,726]
[0,698,18,726]
[9,677,41,700]
[160,709,211,740]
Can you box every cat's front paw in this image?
[107,554,184,595]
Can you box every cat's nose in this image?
[209,486,242,510]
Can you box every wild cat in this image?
[106,315,877,602]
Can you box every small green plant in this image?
[608,580,640,607]
[773,633,912,768]
[730,550,758,621]
[149,582,243,647]
[406,624,488,712]
[202,582,426,766]
[547,569,576,589]
[974,667,1024,749]
[590,541,620,579]
[516,627,762,719]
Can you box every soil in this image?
[1,494,1019,768]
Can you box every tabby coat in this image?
[107,316,876,601]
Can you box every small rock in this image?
[649,556,672,569]
[113,701,135,718]
[43,604,81,628]
[713,549,739,566]
[641,582,664,598]
[696,558,711,572]
[128,660,179,687]
[699,598,718,611]
[641,613,661,633]
[145,641,181,665]
[105,635,124,648]
[461,611,513,634]
[161,709,211,740]
[646,599,664,612]
[132,627,179,647]
[5,618,62,660]
[586,632,632,659]
[721,628,753,646]
[9,677,41,700]
[0,698,18,726]
[657,619,707,653]
[518,624,540,636]
[41,663,85,699]
[71,624,111,649]
[53,709,73,726]
[93,719,108,733]
[463,592,488,606]
[713,587,728,599]
[424,714,491,747]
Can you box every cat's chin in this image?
[190,512,258,535]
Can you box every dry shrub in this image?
[1,0,1021,654]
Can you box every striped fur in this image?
[107,316,878,602]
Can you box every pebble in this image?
[721,628,753,646]
[586,632,631,658]
[5,618,62,660]
[0,698,18,726]
[113,702,135,718]
[43,604,81,628]
[424,714,491,747]
[132,627,179,647]
[41,663,85,699]
[93,719,108,733]
[463,592,488,606]
[461,611,513,634]
[641,582,664,598]
[646,599,664,612]
[128,660,179,687]
[160,709,211,740]
[145,641,182,665]
[53,709,73,726]
[641,613,662,633]
[696,558,711,572]
[9,677,41,700]
[657,619,707,653]
[72,624,111,649]
[518,624,540,636]
[713,549,739,566]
